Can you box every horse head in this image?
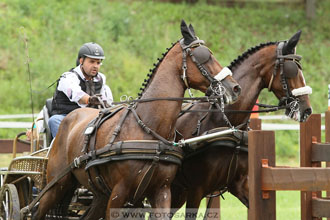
[266,31,312,122]
[179,20,241,104]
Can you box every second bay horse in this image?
[171,31,312,218]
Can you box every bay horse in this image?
[170,31,312,218]
[30,20,241,220]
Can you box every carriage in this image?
[0,99,93,219]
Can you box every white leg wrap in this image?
[214,67,233,81]
[292,86,312,96]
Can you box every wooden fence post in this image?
[326,111,330,220]
[300,114,322,220]
[249,118,261,130]
[248,130,275,220]
[206,117,262,220]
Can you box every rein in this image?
[111,95,227,105]
[182,102,287,114]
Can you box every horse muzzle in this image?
[282,96,312,122]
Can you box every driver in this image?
[49,42,113,138]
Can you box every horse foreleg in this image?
[185,189,203,220]
[105,183,130,220]
[148,186,172,220]
[79,192,108,220]
[170,184,187,217]
[32,175,75,220]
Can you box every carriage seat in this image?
[43,98,53,147]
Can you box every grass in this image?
[0,154,15,167]
[168,192,301,220]
[220,192,301,220]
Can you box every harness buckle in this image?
[153,149,161,163]
[235,146,241,154]
[211,82,226,96]
[73,157,81,168]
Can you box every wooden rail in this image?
[248,112,330,220]
[0,139,30,153]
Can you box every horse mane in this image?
[228,41,276,71]
[137,41,179,99]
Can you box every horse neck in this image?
[136,47,185,139]
[208,47,275,127]
[228,47,276,125]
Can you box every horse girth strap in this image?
[131,153,160,205]
[83,141,183,170]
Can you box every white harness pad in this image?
[214,67,233,81]
[292,86,312,97]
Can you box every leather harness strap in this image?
[131,148,161,206]
[23,161,77,214]
[192,104,213,136]
[130,107,174,146]
[81,106,125,153]
[86,107,130,194]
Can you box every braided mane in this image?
[228,42,276,70]
[137,41,179,99]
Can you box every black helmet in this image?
[76,42,105,65]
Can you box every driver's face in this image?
[80,57,102,79]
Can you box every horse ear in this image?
[189,24,196,37]
[283,30,302,55]
[181,19,196,45]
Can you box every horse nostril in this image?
[233,85,241,95]
[304,108,312,116]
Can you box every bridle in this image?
[179,38,231,98]
[267,41,312,118]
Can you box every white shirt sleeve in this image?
[35,110,44,133]
[103,84,113,105]
[57,72,87,106]
[99,73,113,105]
[57,70,113,107]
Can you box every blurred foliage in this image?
[0,0,329,156]
[0,0,329,113]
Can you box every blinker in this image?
[192,46,211,64]
[283,61,299,78]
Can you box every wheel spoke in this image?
[5,191,9,219]
[0,184,20,220]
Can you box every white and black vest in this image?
[51,69,103,115]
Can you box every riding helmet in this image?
[76,42,105,65]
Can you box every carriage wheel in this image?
[0,184,20,220]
